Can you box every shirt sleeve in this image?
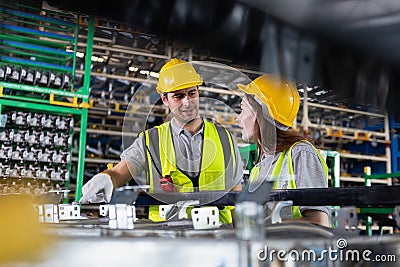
[291,142,331,216]
[120,133,148,185]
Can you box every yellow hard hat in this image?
[238,74,300,128]
[156,58,203,94]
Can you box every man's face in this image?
[161,86,200,124]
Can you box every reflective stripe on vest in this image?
[144,120,236,223]
[249,140,328,219]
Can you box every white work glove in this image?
[79,173,113,204]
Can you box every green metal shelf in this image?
[0,82,88,99]
[0,24,75,42]
[0,56,73,73]
[0,2,95,202]
[0,32,69,49]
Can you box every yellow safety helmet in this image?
[237,74,300,129]
[156,58,203,94]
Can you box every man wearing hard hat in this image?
[80,58,243,224]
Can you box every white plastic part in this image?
[159,204,174,220]
[108,204,136,229]
[159,200,200,220]
[58,204,80,220]
[191,207,221,230]
[44,204,59,223]
[99,204,109,217]
[35,204,44,223]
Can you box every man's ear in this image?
[160,93,169,106]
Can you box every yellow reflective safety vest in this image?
[249,140,328,218]
[143,119,237,223]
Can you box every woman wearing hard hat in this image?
[237,74,330,227]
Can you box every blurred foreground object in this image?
[0,195,53,264]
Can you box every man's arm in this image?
[103,160,138,189]
[79,160,140,204]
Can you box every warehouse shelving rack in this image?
[298,87,392,186]
[0,2,95,202]
[389,115,400,174]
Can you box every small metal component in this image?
[12,112,26,126]
[99,204,109,217]
[55,116,67,130]
[191,206,221,230]
[9,164,19,177]
[3,65,12,81]
[36,204,44,223]
[0,129,10,141]
[108,204,136,229]
[394,206,400,228]
[39,132,54,146]
[53,133,66,147]
[19,67,27,83]
[38,71,48,86]
[38,149,51,162]
[44,204,59,223]
[33,70,41,85]
[22,148,37,161]
[20,167,33,178]
[13,130,24,143]
[35,167,48,179]
[58,204,81,220]
[0,65,5,80]
[48,72,57,88]
[159,200,200,220]
[25,131,37,144]
[26,113,40,127]
[50,168,62,181]
[332,206,359,235]
[24,68,34,84]
[0,114,7,128]
[11,146,23,161]
[10,67,20,82]
[266,200,294,224]
[41,115,55,128]
[62,73,71,90]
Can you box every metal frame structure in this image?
[0,2,94,202]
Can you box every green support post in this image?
[74,14,94,202]
[322,150,340,228]
[238,143,257,171]
[362,166,400,236]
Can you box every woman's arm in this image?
[283,209,329,227]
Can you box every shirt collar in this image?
[170,117,204,137]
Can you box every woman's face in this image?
[237,98,258,143]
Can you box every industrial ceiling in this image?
[43,0,400,117]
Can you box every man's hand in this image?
[79,173,113,204]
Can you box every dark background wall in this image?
[43,0,400,118]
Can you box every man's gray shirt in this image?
[121,118,243,187]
